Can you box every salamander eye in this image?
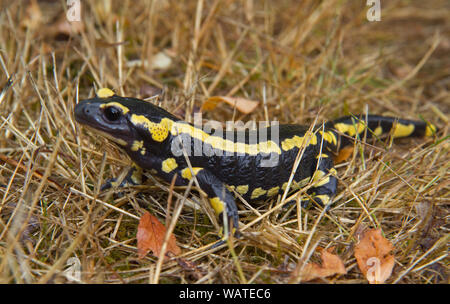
[104,106,121,121]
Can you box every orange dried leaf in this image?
[137,212,181,259]
[21,0,42,29]
[202,96,259,114]
[354,228,395,284]
[295,247,347,282]
[334,146,354,163]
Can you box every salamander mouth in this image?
[80,125,128,146]
[74,111,92,127]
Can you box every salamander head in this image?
[74,88,178,149]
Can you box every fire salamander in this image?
[74,88,437,245]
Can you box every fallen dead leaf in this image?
[291,247,347,282]
[21,0,42,29]
[354,228,395,284]
[334,146,354,163]
[202,96,259,114]
[137,211,181,259]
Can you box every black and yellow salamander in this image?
[74,88,437,244]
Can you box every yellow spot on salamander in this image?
[334,121,366,136]
[181,167,203,180]
[209,197,225,215]
[373,126,383,136]
[267,186,280,197]
[292,177,311,190]
[314,194,331,206]
[161,158,178,173]
[425,123,437,137]
[100,102,130,114]
[236,185,249,195]
[316,153,329,159]
[131,115,173,142]
[392,123,414,138]
[97,88,115,98]
[281,133,317,151]
[311,170,330,187]
[130,167,143,184]
[251,187,267,200]
[319,131,337,146]
[131,140,144,152]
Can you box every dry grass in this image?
[0,0,448,284]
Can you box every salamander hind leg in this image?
[178,167,239,246]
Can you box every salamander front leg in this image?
[177,167,239,247]
[101,163,144,191]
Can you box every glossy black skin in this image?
[74,94,432,241]
[75,97,330,201]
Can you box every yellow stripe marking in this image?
[251,187,267,200]
[281,133,317,151]
[100,102,130,114]
[97,88,115,98]
[129,117,285,155]
[236,185,249,195]
[161,158,178,173]
[392,123,414,138]
[267,186,280,197]
[334,121,366,136]
[209,197,225,215]
[170,122,282,155]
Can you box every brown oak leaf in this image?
[137,212,181,259]
[202,96,259,114]
[354,228,395,284]
[292,247,347,282]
